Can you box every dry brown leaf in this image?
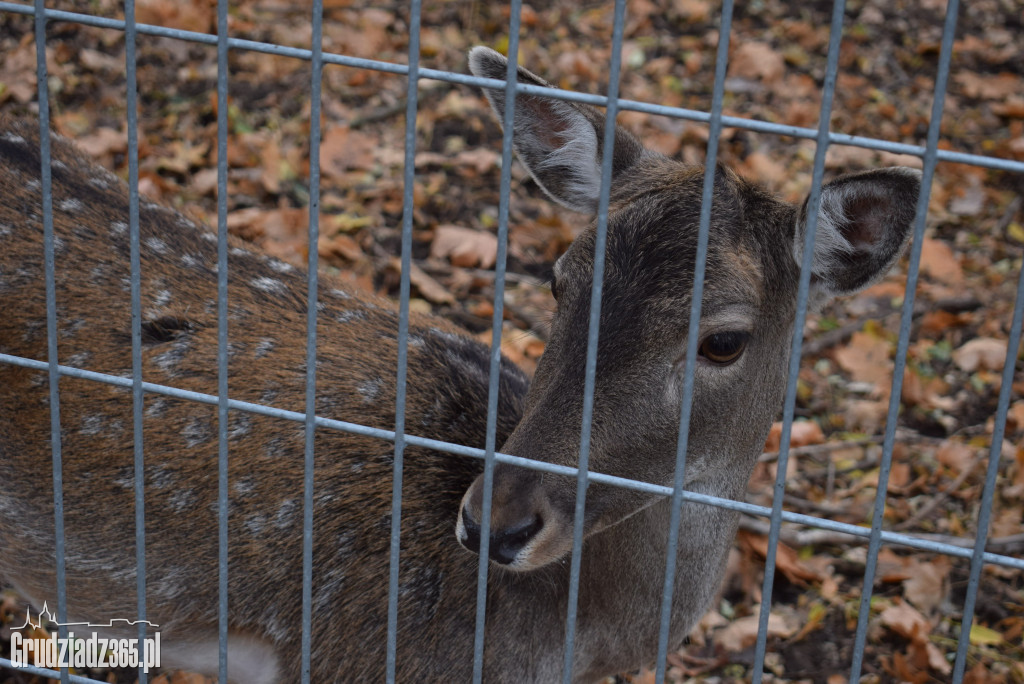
[431,224,498,269]
[954,71,1023,100]
[935,441,976,475]
[728,42,785,84]
[880,599,931,641]
[672,0,712,21]
[952,338,1007,372]
[386,258,455,305]
[901,367,956,412]
[76,127,127,157]
[919,237,964,285]
[763,420,825,451]
[737,530,823,585]
[834,331,893,399]
[714,610,798,652]
[137,0,214,33]
[320,125,375,180]
[903,558,950,615]
[317,233,364,262]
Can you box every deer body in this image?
[0,48,920,683]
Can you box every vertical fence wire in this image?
[751,0,847,679]
[385,0,422,679]
[560,0,627,680]
[652,1,734,680]
[847,0,960,679]
[33,2,70,683]
[952,255,1024,678]
[471,2,523,681]
[300,1,324,682]
[122,1,148,682]
[214,0,231,680]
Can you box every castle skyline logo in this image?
[9,602,161,674]
[13,601,160,631]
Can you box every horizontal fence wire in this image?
[3,1,1024,175]
[1,354,1020,572]
[1,1,1022,683]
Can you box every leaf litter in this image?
[1,0,1022,681]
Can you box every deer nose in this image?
[459,506,543,566]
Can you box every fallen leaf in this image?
[969,624,1003,646]
[834,331,893,399]
[952,338,1007,372]
[321,125,375,180]
[728,42,785,84]
[386,257,454,305]
[737,530,823,585]
[880,600,931,641]
[714,610,798,652]
[763,420,825,451]
[430,224,498,269]
[919,237,964,285]
[935,441,976,475]
[903,557,950,615]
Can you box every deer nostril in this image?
[489,515,543,566]
[459,506,481,554]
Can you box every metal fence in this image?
[0,0,1021,683]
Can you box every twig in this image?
[349,86,445,129]
[994,194,1022,236]
[892,457,980,531]
[738,517,1024,555]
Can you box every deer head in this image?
[457,47,920,571]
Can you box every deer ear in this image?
[796,167,921,299]
[468,46,646,214]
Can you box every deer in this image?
[0,46,920,682]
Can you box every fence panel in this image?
[0,1,1021,683]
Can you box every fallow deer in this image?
[0,47,920,682]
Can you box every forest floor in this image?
[1,0,1022,682]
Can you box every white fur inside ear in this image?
[794,183,858,275]
[533,105,601,211]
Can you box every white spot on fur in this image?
[275,499,297,529]
[80,414,104,435]
[146,397,168,417]
[66,351,91,367]
[1,132,26,144]
[329,288,351,299]
[183,418,211,447]
[244,513,266,535]
[357,378,383,403]
[59,198,83,212]
[336,309,366,323]
[254,338,275,359]
[145,237,169,254]
[252,277,286,294]
[167,489,195,513]
[111,221,128,236]
[266,258,294,273]
[153,289,172,307]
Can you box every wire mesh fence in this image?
[0,0,1022,683]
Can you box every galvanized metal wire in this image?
[1,1,1022,683]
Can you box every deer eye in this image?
[698,331,749,365]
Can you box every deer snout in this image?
[456,468,570,571]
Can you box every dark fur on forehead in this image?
[562,160,799,327]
